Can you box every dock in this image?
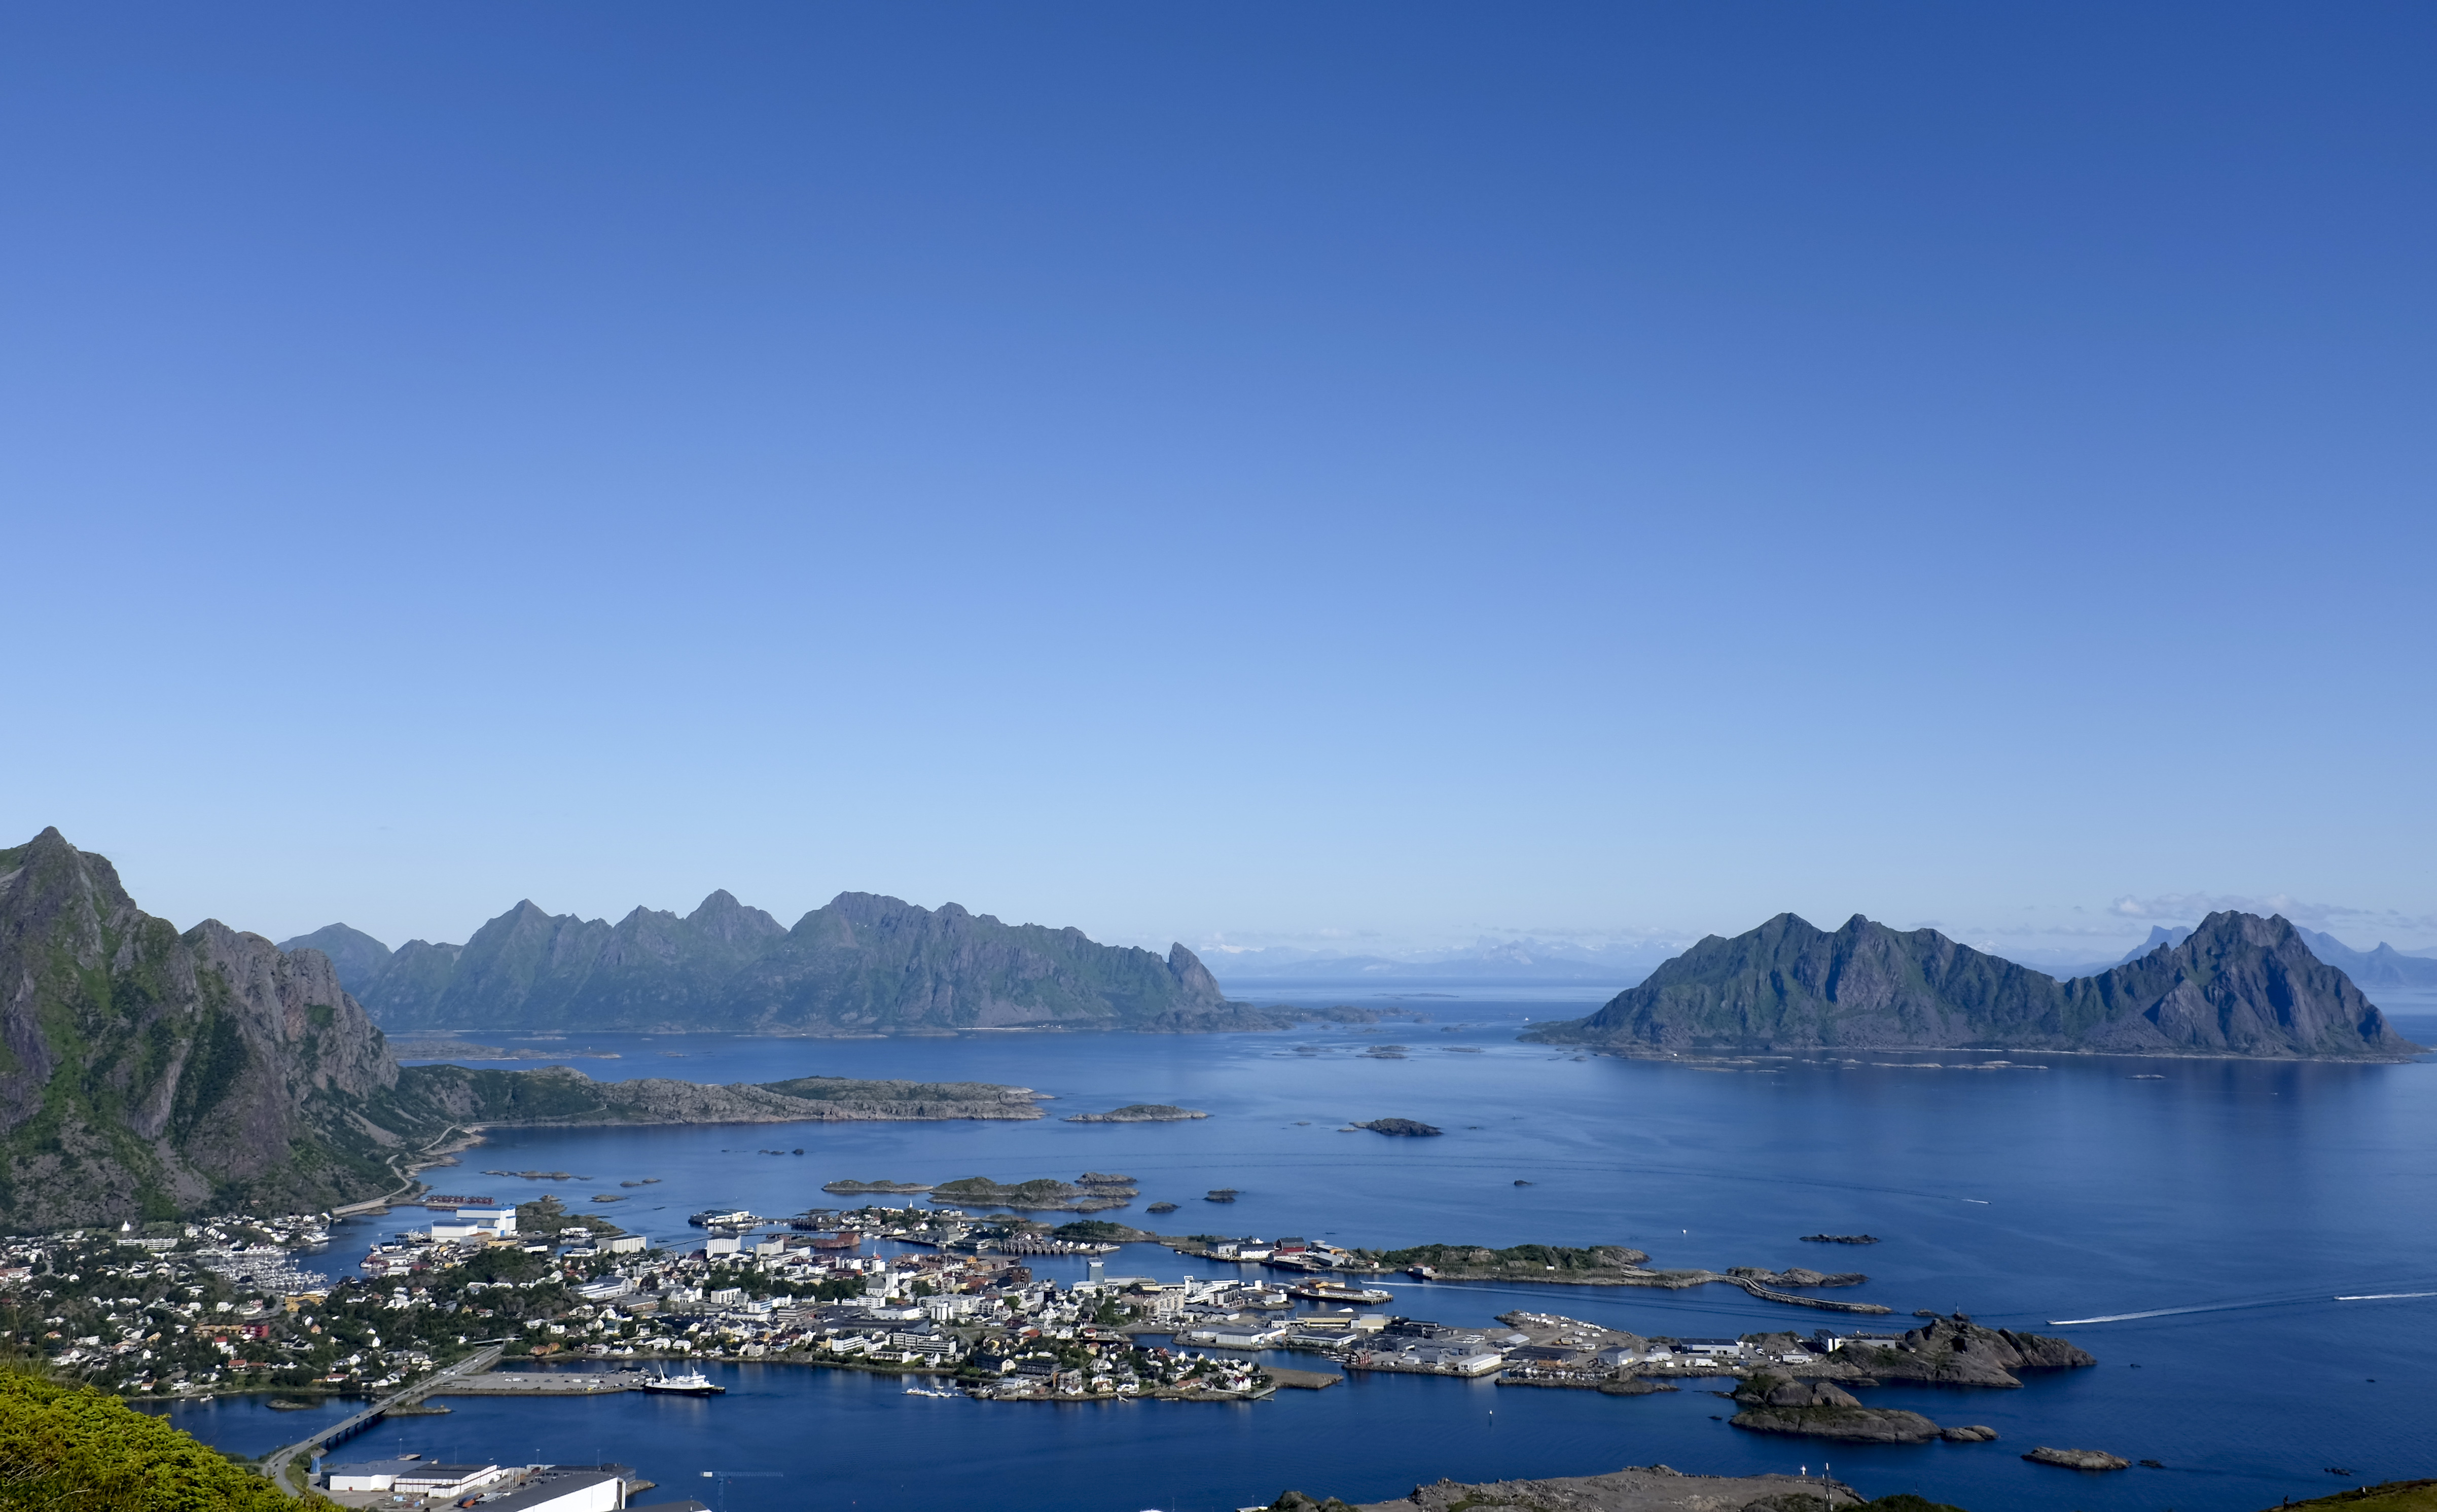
[431,1372,641,1395]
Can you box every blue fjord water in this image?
[166,988,2437,1512]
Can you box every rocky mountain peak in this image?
[0,829,404,1229]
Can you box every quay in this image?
[431,1372,642,1396]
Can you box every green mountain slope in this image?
[350,890,1241,1033]
[1522,911,2417,1058]
[0,829,407,1229]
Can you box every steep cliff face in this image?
[351,889,1236,1033]
[273,923,392,996]
[1525,911,2416,1058]
[0,830,404,1230]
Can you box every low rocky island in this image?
[930,1172,1139,1211]
[1352,1119,1443,1136]
[823,1179,935,1195]
[1267,1465,1871,1512]
[1729,1375,1943,1444]
[2023,1447,2129,1471]
[1801,1234,1880,1245]
[1065,1103,1210,1123]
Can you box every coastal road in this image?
[259,1344,505,1496]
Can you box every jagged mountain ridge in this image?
[2297,927,2437,989]
[1522,910,2418,1057]
[300,890,1240,1033]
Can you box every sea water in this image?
[160,988,2437,1512]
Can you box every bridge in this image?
[258,1344,505,1496]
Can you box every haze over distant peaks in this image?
[283,892,1249,1034]
[1205,937,1687,985]
[2293,927,2437,989]
[1523,911,2416,1059]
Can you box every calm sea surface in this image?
[161,987,2437,1512]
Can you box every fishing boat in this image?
[1288,1280,1394,1305]
[640,1367,725,1397]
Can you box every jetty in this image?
[1727,1276,1893,1314]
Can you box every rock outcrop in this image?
[1729,1376,1944,1444]
[1827,1315,2095,1387]
[1323,1466,1865,1512]
[1523,910,2417,1058]
[2023,1447,2128,1470]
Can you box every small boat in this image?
[902,1383,963,1399]
[1407,1266,1438,1280]
[640,1369,725,1397]
[1288,1281,1393,1305]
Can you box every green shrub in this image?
[0,1368,301,1510]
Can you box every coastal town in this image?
[0,1184,2088,1432]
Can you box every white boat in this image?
[901,1383,963,1399]
[640,1368,725,1396]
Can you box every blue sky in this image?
[4,4,2432,964]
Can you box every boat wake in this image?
[2054,1283,2437,1325]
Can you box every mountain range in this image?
[0,830,1063,1230]
[284,893,1265,1034]
[1522,911,2418,1057]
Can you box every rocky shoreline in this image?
[1267,1465,1867,1512]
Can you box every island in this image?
[1518,908,2419,1059]
[1351,1119,1443,1136]
[823,1179,935,1195]
[1065,1104,1211,1122]
[929,1173,1139,1211]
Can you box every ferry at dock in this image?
[640,1368,726,1396]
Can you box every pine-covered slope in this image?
[1523,911,2418,1058]
[0,829,407,1229]
[351,889,1239,1033]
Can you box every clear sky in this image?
[4,4,2432,963]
